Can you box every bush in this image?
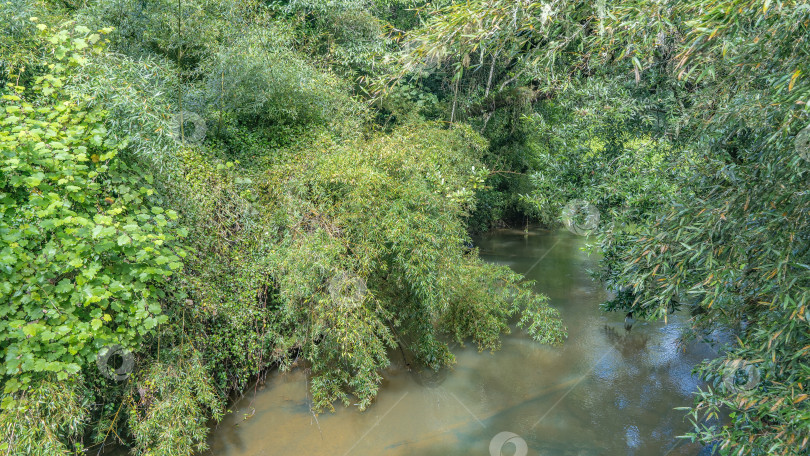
[202,28,364,137]
[0,21,184,398]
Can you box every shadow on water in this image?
[199,228,717,456]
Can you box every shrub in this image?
[0,21,185,398]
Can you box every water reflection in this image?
[203,229,716,456]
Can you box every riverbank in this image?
[201,229,715,455]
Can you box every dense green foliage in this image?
[1,0,809,454]
[0,23,187,398]
[0,1,564,454]
[386,0,810,454]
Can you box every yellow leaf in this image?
[789,69,801,91]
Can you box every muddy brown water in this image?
[203,229,717,456]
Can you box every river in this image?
[203,228,717,455]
